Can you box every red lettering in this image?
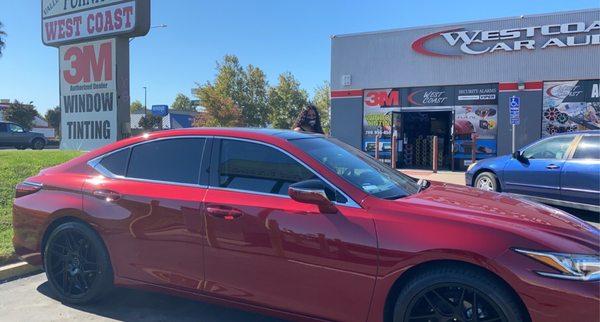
[45,21,58,41]
[123,6,134,28]
[65,18,73,38]
[62,42,113,85]
[73,16,82,36]
[365,90,399,107]
[58,19,66,39]
[113,8,123,29]
[87,14,94,34]
[95,12,104,33]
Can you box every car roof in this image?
[148,127,324,140]
[551,130,599,136]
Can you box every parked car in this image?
[13,128,599,322]
[0,121,46,150]
[466,131,599,213]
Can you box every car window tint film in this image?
[99,148,130,176]
[573,136,600,160]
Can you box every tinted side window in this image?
[127,138,206,184]
[99,148,130,176]
[573,136,600,160]
[0,123,6,132]
[218,140,316,195]
[522,136,574,159]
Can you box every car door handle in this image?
[546,164,560,170]
[206,206,243,220]
[92,189,121,202]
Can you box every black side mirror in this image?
[288,179,338,214]
[513,150,527,162]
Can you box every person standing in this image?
[293,104,324,134]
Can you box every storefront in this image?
[330,9,599,170]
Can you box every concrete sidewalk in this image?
[400,169,466,186]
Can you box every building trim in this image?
[331,90,363,99]
[499,81,543,92]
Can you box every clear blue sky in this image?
[0,0,598,115]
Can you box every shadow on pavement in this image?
[36,281,285,322]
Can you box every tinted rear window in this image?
[573,136,600,160]
[99,148,130,176]
[127,138,206,184]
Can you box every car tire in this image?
[474,172,498,192]
[43,221,113,304]
[393,265,526,322]
[15,145,27,150]
[31,138,45,150]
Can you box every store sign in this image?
[406,86,453,106]
[412,21,600,57]
[542,79,600,137]
[455,84,498,105]
[364,89,400,108]
[59,38,117,150]
[42,0,150,46]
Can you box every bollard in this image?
[375,135,380,160]
[391,134,397,169]
[432,135,438,173]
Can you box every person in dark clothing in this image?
[293,104,324,134]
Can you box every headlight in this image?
[514,249,600,281]
[466,162,477,171]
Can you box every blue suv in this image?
[466,131,599,212]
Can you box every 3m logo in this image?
[364,90,399,108]
[62,41,112,84]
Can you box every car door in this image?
[0,123,8,146]
[560,134,600,207]
[83,137,210,291]
[202,138,378,322]
[7,123,28,145]
[502,135,576,199]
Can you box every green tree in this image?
[267,72,308,129]
[312,81,331,134]
[138,113,163,130]
[0,22,6,57]
[193,84,242,127]
[5,100,37,130]
[171,93,194,112]
[243,65,269,127]
[44,106,61,136]
[130,100,143,113]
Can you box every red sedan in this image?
[12,128,599,322]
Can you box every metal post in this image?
[432,135,438,173]
[391,133,397,169]
[512,124,516,153]
[143,86,147,115]
[471,133,477,164]
[375,135,380,160]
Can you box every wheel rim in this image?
[405,283,507,322]
[476,177,494,191]
[46,229,99,298]
[34,141,43,149]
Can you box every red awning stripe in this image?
[331,90,363,98]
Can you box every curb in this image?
[0,261,42,283]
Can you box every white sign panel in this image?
[42,0,125,18]
[43,1,136,45]
[60,38,117,150]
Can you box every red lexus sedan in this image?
[12,128,599,322]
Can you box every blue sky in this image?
[0,0,598,115]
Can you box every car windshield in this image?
[290,137,421,199]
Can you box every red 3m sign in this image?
[62,41,112,84]
[364,89,400,108]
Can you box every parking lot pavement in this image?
[0,273,285,322]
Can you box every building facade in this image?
[330,9,600,170]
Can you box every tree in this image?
[0,22,6,57]
[45,106,61,136]
[242,65,269,127]
[130,100,143,113]
[138,113,163,130]
[171,93,194,112]
[4,100,37,130]
[267,72,308,129]
[312,81,331,134]
[193,84,242,127]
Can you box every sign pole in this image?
[512,124,516,153]
[509,95,520,153]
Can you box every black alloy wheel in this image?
[404,283,507,322]
[44,222,113,304]
[32,138,45,150]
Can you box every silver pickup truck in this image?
[0,121,46,150]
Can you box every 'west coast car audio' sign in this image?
[42,0,150,150]
[59,38,117,150]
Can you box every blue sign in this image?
[509,96,520,125]
[151,105,169,117]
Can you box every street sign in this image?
[509,96,520,125]
[151,105,169,117]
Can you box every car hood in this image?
[398,182,599,252]
[470,154,511,172]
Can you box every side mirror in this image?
[513,150,527,163]
[288,179,337,214]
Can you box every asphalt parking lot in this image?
[0,274,285,322]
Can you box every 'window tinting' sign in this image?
[59,38,117,150]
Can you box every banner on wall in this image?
[453,84,499,159]
[405,86,454,108]
[59,38,117,150]
[542,80,600,137]
[362,89,400,153]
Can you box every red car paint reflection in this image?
[12,128,599,322]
